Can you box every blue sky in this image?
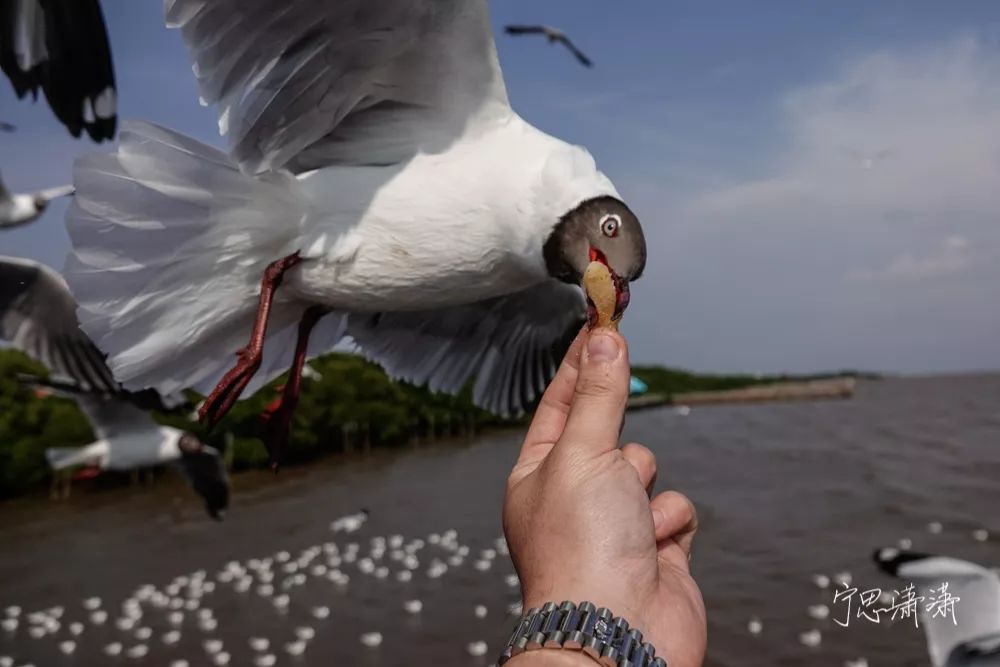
[2,1,1000,375]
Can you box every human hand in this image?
[503,329,707,667]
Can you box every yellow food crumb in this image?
[583,260,619,330]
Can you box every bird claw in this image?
[198,353,262,430]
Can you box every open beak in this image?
[586,247,631,326]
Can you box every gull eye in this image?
[599,214,621,238]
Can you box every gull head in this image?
[177,432,230,521]
[544,196,646,323]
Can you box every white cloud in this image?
[847,235,973,284]
[625,36,1000,374]
[689,36,1000,225]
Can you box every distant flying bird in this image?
[42,384,229,520]
[504,25,594,67]
[874,548,1000,667]
[844,147,893,170]
[65,0,646,467]
[0,0,117,141]
[0,120,14,132]
[0,171,73,229]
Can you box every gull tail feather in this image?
[64,120,339,398]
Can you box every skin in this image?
[503,328,708,667]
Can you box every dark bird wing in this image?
[0,256,118,392]
[346,280,586,417]
[0,0,116,141]
[0,121,15,132]
[177,444,229,520]
[556,35,593,67]
[504,25,549,35]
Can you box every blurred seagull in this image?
[0,171,73,229]
[0,255,183,408]
[874,548,1000,667]
[504,25,594,67]
[0,0,117,141]
[65,0,646,465]
[0,121,14,132]
[43,387,230,520]
[0,256,222,514]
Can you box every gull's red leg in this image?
[258,305,328,469]
[199,252,303,429]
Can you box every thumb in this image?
[554,329,630,458]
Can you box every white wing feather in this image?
[164,0,510,174]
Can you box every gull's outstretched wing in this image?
[504,25,549,35]
[557,35,594,68]
[36,184,74,201]
[0,256,117,392]
[346,280,586,417]
[165,0,510,174]
[0,0,117,141]
[874,548,1000,667]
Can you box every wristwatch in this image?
[498,600,666,667]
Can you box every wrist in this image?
[522,590,656,649]
[503,599,666,667]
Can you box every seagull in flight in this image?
[504,25,594,67]
[41,383,229,520]
[0,255,185,411]
[65,0,647,466]
[0,256,224,517]
[0,0,117,141]
[874,548,1000,666]
[0,171,73,229]
[0,120,15,132]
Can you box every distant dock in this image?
[626,377,857,411]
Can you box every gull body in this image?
[43,391,229,520]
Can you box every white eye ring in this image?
[599,214,622,238]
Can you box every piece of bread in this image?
[583,260,619,330]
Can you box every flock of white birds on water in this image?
[745,521,994,667]
[0,512,993,666]
[0,511,519,666]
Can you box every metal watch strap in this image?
[498,600,666,667]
